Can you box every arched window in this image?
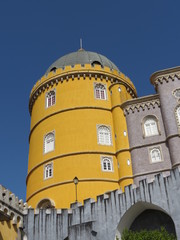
[150,147,162,163]
[94,83,107,100]
[175,106,180,126]
[143,116,159,137]
[44,163,53,179]
[101,157,113,171]
[46,89,56,108]
[44,132,55,154]
[97,125,112,145]
[37,199,55,209]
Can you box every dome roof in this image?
[46,49,119,73]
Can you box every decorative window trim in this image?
[97,125,112,146]
[172,88,180,99]
[44,131,55,154]
[148,146,163,164]
[175,105,180,133]
[45,89,56,108]
[44,162,53,180]
[94,83,107,100]
[141,115,161,138]
[101,156,113,172]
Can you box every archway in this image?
[36,198,55,209]
[115,202,176,239]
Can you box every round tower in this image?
[26,49,137,208]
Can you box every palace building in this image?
[1,49,180,239]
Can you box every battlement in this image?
[29,64,136,114]
[22,167,180,239]
[0,185,27,228]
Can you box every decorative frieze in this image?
[29,71,136,114]
[151,66,180,87]
[122,95,160,115]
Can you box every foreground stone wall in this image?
[23,167,180,240]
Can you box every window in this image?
[97,125,112,145]
[175,106,180,126]
[101,157,113,172]
[94,83,107,100]
[44,132,55,154]
[143,116,159,137]
[149,147,162,163]
[46,89,56,108]
[44,163,53,179]
[173,88,180,99]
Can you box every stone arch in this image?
[115,202,176,239]
[36,198,55,209]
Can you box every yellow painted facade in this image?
[27,53,137,209]
[0,221,19,240]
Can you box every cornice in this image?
[29,65,137,115]
[150,66,180,86]
[121,94,160,115]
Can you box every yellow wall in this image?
[0,220,19,240]
[27,64,136,208]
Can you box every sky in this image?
[0,0,180,201]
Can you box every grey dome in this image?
[46,49,119,73]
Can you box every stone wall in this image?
[23,167,180,239]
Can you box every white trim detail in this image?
[149,146,163,163]
[143,116,159,137]
[46,89,56,108]
[94,83,107,100]
[101,156,113,172]
[44,162,53,180]
[44,131,55,154]
[97,125,112,145]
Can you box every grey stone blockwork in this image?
[23,168,180,240]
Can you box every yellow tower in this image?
[26,49,137,208]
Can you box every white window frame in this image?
[94,83,107,100]
[44,131,55,154]
[44,162,53,180]
[46,89,56,108]
[175,105,180,128]
[142,116,160,137]
[101,156,113,172]
[149,146,163,163]
[97,125,112,146]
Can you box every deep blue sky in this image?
[0,0,179,201]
